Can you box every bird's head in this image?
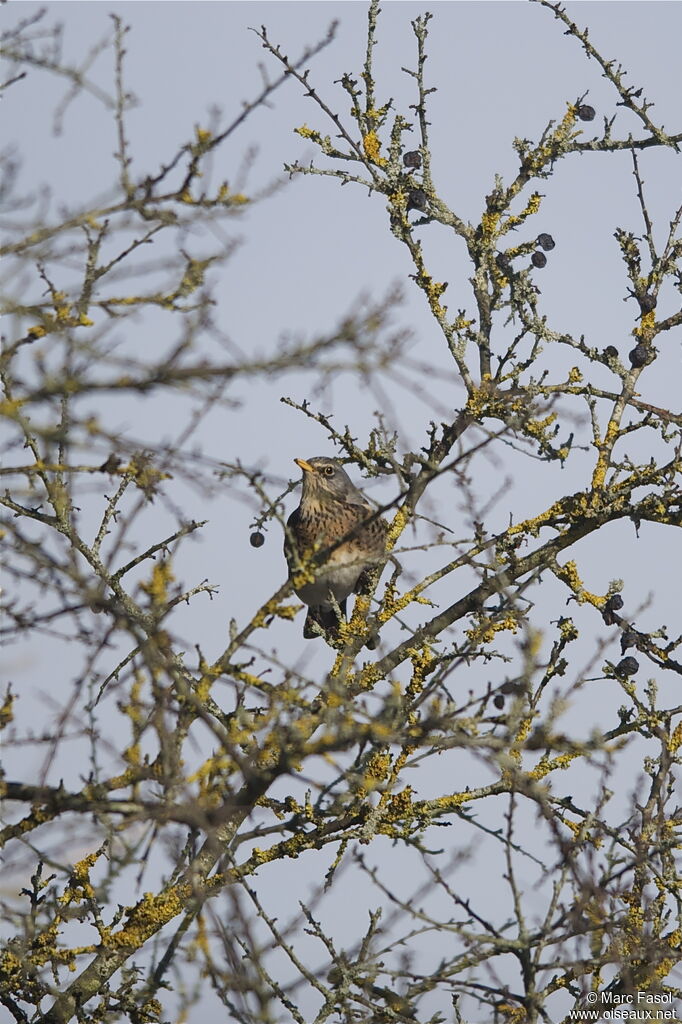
[294,457,364,507]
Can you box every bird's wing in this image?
[284,507,300,569]
[342,496,374,516]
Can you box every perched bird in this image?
[285,457,386,641]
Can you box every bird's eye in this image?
[323,465,335,476]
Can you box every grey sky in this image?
[3,2,682,1020]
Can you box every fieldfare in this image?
[285,457,387,641]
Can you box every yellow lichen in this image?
[452,313,474,331]
[387,787,414,818]
[466,615,519,646]
[295,124,319,140]
[107,886,193,949]
[386,505,411,549]
[481,211,500,239]
[555,560,605,608]
[140,559,175,607]
[377,580,430,624]
[633,309,656,337]
[591,419,620,490]
[0,397,27,416]
[514,715,533,747]
[500,191,543,234]
[559,618,578,641]
[362,130,387,165]
[0,689,15,729]
[407,643,436,693]
[669,721,682,753]
[188,753,235,787]
[59,848,103,905]
[356,662,382,691]
[361,752,392,792]
[123,743,141,766]
[525,411,557,439]
[529,751,579,781]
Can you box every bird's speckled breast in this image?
[287,501,385,606]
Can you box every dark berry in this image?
[493,695,505,710]
[407,188,428,211]
[537,233,555,251]
[531,251,547,268]
[403,150,422,169]
[577,104,596,122]
[602,594,624,625]
[500,681,517,695]
[250,531,265,548]
[620,630,637,654]
[639,293,656,313]
[629,343,649,368]
[496,252,512,274]
[603,346,619,360]
[99,454,122,474]
[616,656,639,677]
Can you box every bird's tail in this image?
[303,600,347,640]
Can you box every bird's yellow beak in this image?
[294,458,314,473]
